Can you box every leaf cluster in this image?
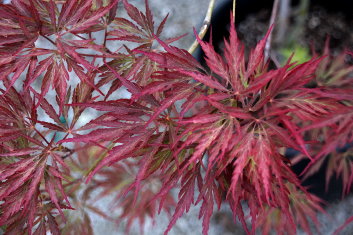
[0,1,353,235]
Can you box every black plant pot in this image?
[196,0,353,59]
[196,0,353,202]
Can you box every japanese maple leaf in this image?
[0,86,72,234]
[137,15,342,235]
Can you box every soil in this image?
[236,5,353,55]
[305,6,353,54]
[204,3,353,62]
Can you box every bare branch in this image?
[265,0,280,60]
[233,0,237,22]
[188,0,215,54]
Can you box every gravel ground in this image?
[120,0,211,50]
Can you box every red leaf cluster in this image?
[1,1,352,235]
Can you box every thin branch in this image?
[103,17,108,48]
[270,52,281,68]
[42,35,56,46]
[71,33,88,41]
[265,0,280,60]
[275,0,290,43]
[33,127,50,145]
[188,0,215,54]
[233,0,237,22]
[79,53,117,58]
